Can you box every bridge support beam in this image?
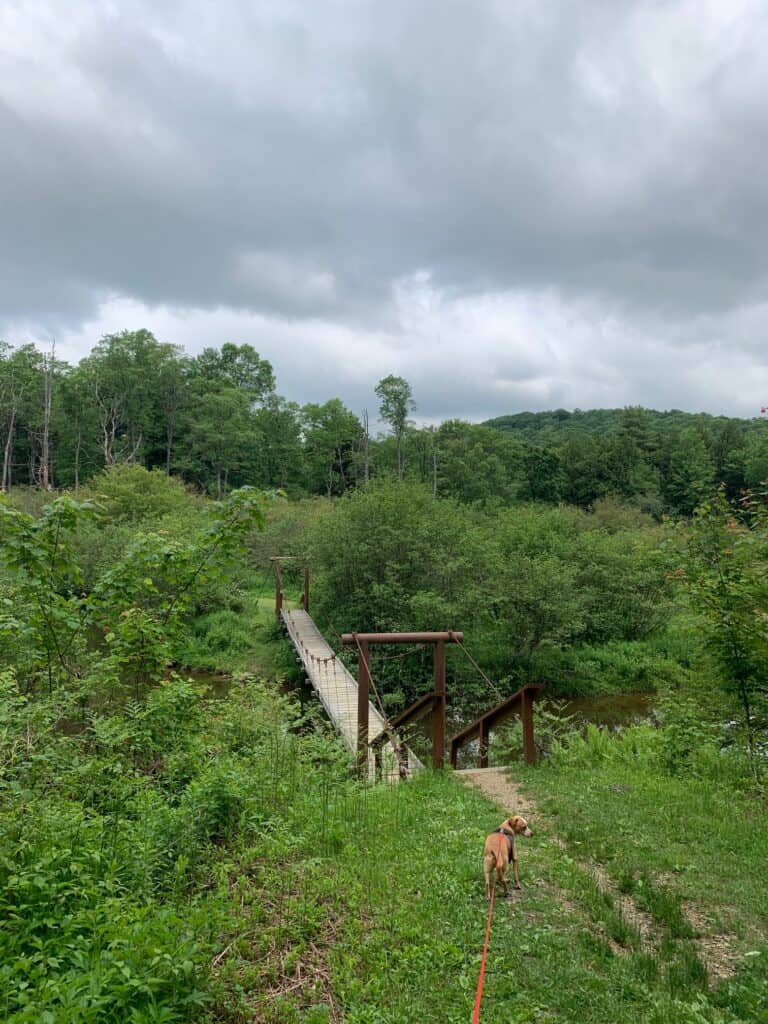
[448,684,544,769]
[521,688,536,765]
[343,631,462,772]
[356,639,371,775]
[271,557,310,619]
[432,640,446,769]
[272,559,283,620]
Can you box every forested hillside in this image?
[3,333,768,517]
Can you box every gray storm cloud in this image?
[2,0,768,418]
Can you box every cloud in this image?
[12,275,764,425]
[1,0,768,419]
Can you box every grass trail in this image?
[221,766,767,1022]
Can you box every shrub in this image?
[80,465,200,525]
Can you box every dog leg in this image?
[512,857,522,890]
[500,864,510,898]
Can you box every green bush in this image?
[550,723,662,770]
[528,639,691,697]
[0,674,354,1021]
[80,466,201,525]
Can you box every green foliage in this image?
[427,420,525,504]
[493,700,578,763]
[549,722,662,770]
[301,399,363,497]
[0,674,355,1022]
[80,465,199,524]
[307,479,491,637]
[5,326,768,514]
[374,375,414,480]
[0,486,271,696]
[678,490,768,780]
[304,482,679,710]
[525,749,768,1021]
[528,639,689,697]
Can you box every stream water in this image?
[192,669,656,727]
[555,691,656,729]
[186,671,657,770]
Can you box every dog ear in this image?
[507,816,522,830]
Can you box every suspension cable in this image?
[453,635,504,702]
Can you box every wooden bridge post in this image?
[478,717,489,769]
[521,688,536,764]
[357,639,371,776]
[302,567,310,613]
[274,560,283,620]
[449,737,459,768]
[432,639,446,769]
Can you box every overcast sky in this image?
[2,0,768,421]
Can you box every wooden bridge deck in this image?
[281,609,423,778]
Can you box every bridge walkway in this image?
[281,609,424,778]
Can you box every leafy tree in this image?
[711,419,746,498]
[680,491,768,780]
[252,395,304,491]
[743,427,768,492]
[79,330,180,467]
[662,428,715,516]
[375,375,415,480]
[56,365,100,489]
[190,343,274,403]
[602,407,662,504]
[301,399,362,497]
[0,343,44,492]
[307,480,495,704]
[80,464,197,525]
[156,353,190,474]
[183,387,254,499]
[559,436,610,508]
[519,445,565,503]
[428,421,524,503]
[0,486,269,697]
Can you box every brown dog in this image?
[483,815,533,898]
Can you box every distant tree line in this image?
[2,331,767,514]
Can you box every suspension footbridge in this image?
[272,558,542,780]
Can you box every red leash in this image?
[472,835,505,1022]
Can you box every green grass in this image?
[209,766,768,1023]
[522,760,768,944]
[511,758,768,1021]
[7,664,766,1022]
[179,587,301,677]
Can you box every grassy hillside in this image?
[208,749,768,1023]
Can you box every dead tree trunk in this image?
[40,350,53,489]
[362,409,370,484]
[2,409,16,492]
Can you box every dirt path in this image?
[456,766,739,979]
[457,766,537,819]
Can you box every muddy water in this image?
[555,691,656,729]
[184,670,233,699]
[434,691,657,769]
[189,669,656,737]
